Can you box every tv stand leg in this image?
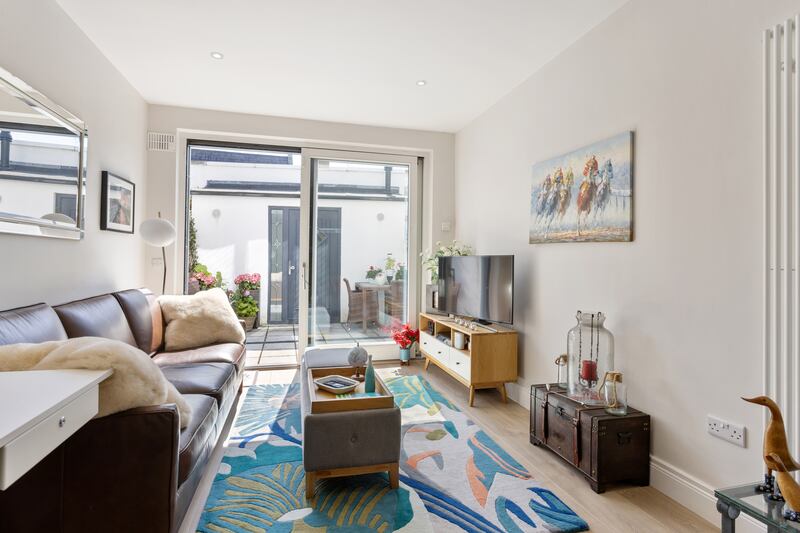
[498,384,508,403]
[469,386,475,407]
[424,358,430,371]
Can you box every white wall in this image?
[192,194,407,320]
[0,0,147,309]
[454,0,800,524]
[145,105,454,295]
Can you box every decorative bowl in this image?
[314,375,359,394]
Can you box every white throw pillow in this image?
[158,288,245,351]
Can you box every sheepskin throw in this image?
[158,288,245,352]
[0,337,192,428]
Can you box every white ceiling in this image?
[56,0,627,132]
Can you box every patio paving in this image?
[243,322,391,368]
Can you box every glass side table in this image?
[715,483,800,533]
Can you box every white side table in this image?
[0,369,112,490]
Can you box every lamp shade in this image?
[140,218,176,247]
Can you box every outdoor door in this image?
[270,206,341,324]
[269,206,300,323]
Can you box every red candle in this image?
[580,360,598,382]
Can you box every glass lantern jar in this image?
[566,311,615,405]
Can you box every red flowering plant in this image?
[390,323,419,349]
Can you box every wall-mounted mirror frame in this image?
[0,66,87,240]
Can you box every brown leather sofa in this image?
[0,288,245,533]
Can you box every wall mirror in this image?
[0,66,87,239]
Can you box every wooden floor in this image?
[180,359,715,533]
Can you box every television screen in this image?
[436,255,514,324]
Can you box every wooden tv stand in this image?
[418,313,518,406]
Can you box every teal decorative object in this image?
[364,355,376,393]
[400,347,411,364]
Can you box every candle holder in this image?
[566,311,614,405]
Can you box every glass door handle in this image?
[288,265,296,275]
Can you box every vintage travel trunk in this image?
[530,383,650,493]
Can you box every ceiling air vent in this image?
[147,132,175,152]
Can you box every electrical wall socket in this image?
[707,414,746,447]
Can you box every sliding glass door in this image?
[299,149,420,359]
[186,142,420,364]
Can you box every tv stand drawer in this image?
[420,332,450,366]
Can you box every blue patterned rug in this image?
[197,370,589,532]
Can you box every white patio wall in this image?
[192,193,407,324]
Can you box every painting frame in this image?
[100,171,135,234]
[529,131,634,244]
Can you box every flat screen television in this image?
[436,255,514,324]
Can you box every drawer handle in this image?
[455,361,460,365]
[58,416,66,428]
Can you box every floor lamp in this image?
[140,212,176,294]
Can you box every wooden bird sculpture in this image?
[743,396,800,497]
[768,452,800,521]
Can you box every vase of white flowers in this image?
[420,241,473,312]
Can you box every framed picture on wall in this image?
[100,171,135,233]
[529,131,633,243]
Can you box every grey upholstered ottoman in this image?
[301,347,401,497]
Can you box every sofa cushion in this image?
[0,303,68,345]
[178,394,217,485]
[153,343,246,374]
[54,295,137,346]
[113,289,160,354]
[161,363,236,409]
[158,288,245,351]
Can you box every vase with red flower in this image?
[391,323,419,366]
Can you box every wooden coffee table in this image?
[304,366,399,498]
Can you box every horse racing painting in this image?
[529,131,633,243]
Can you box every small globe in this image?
[348,344,368,368]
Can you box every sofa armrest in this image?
[303,408,401,472]
[61,404,180,533]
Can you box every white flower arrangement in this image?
[420,240,473,283]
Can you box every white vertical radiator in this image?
[764,17,800,459]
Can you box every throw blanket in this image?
[0,337,191,428]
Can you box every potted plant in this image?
[390,323,419,365]
[395,262,406,281]
[420,241,473,311]
[232,273,261,328]
[231,293,258,330]
[191,264,224,292]
[420,240,473,283]
[366,265,383,280]
[384,253,397,283]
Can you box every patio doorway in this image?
[268,206,300,324]
[269,206,341,326]
[186,141,420,365]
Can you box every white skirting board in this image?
[505,382,766,532]
[650,457,765,532]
